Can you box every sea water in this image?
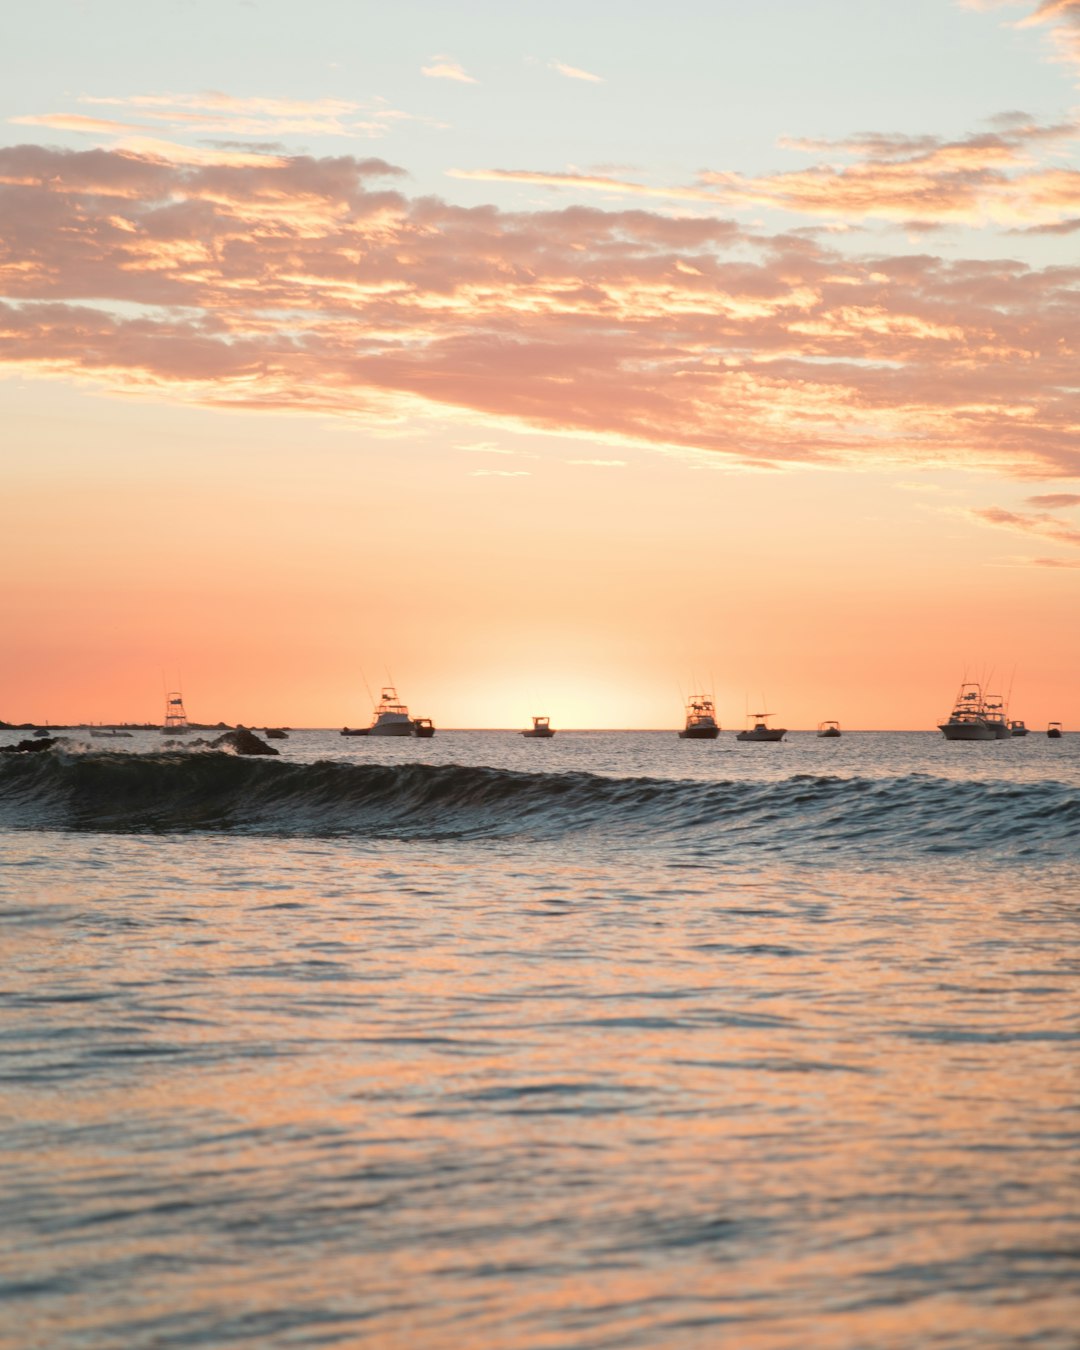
[1,731,1077,1348]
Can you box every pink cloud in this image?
[421,57,477,84]
[1,144,1079,478]
[551,62,604,83]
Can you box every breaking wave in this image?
[1,750,1077,856]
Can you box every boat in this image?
[938,683,997,741]
[340,726,369,737]
[90,727,132,739]
[679,695,720,740]
[33,728,50,738]
[817,720,841,737]
[369,686,417,737]
[736,713,786,742]
[523,715,555,738]
[162,691,190,734]
[413,717,436,738]
[1047,721,1063,739]
[1009,720,1028,737]
[982,694,1011,740]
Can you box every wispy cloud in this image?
[2,143,1079,478]
[971,504,1080,560]
[551,61,603,83]
[421,57,477,84]
[452,115,1080,229]
[11,113,141,135]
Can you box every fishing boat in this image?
[369,687,416,737]
[938,683,996,741]
[679,695,720,740]
[1047,721,1063,739]
[982,694,1011,740]
[413,717,436,738]
[162,691,190,734]
[736,713,785,742]
[523,716,555,738]
[1009,720,1028,737]
[340,726,369,737]
[817,720,841,738]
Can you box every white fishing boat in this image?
[938,683,996,741]
[523,715,555,738]
[679,695,719,740]
[369,686,416,737]
[162,691,190,734]
[817,720,841,738]
[736,713,785,742]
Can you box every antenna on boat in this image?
[360,668,377,709]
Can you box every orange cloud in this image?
[971,504,1080,555]
[421,57,477,84]
[551,62,604,83]
[10,113,140,135]
[1,145,1079,478]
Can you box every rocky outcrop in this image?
[210,729,280,756]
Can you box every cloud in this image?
[1,144,1079,479]
[455,116,1080,230]
[971,505,1080,550]
[22,91,440,143]
[421,57,477,84]
[551,62,604,83]
[1017,1,1080,75]
[10,113,140,135]
[1026,491,1080,506]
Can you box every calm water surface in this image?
[1,731,1077,1348]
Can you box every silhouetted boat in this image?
[737,713,785,742]
[1009,720,1028,737]
[938,683,996,741]
[340,726,369,736]
[413,717,435,738]
[90,728,132,739]
[162,691,190,734]
[1047,721,1063,739]
[817,720,841,738]
[523,716,555,738]
[679,695,719,740]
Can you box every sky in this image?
[1,0,1079,729]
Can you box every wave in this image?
[1,750,1077,856]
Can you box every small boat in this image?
[679,695,719,740]
[737,713,786,742]
[938,683,996,741]
[1047,721,1063,739]
[1009,720,1028,737]
[33,728,51,738]
[413,717,436,738]
[523,716,555,738]
[340,726,369,737]
[817,720,841,738]
[162,691,190,734]
[90,728,132,739]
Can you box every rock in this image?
[210,729,280,756]
[264,727,289,739]
[1,737,58,754]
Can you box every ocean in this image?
[1,729,1077,1349]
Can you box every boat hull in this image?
[1048,728,1063,739]
[679,726,719,739]
[817,729,841,738]
[736,729,786,742]
[939,721,996,741]
[369,720,414,737]
[523,729,555,738]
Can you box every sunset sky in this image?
[2,0,1079,729]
